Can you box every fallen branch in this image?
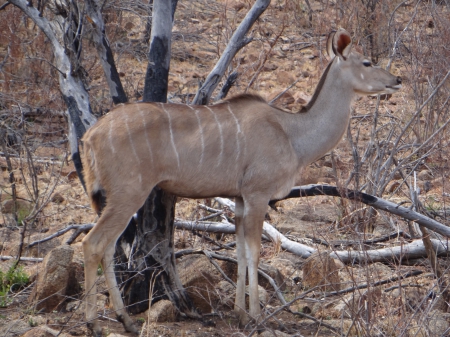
[273,184,450,238]
[330,239,450,263]
[215,197,315,258]
[0,256,43,262]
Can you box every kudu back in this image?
[81,28,401,336]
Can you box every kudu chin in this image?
[81,28,401,336]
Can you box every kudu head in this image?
[326,28,402,96]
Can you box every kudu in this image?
[81,28,401,335]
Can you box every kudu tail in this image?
[81,141,104,214]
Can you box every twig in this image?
[306,230,411,247]
[320,270,424,298]
[27,223,94,247]
[0,256,43,262]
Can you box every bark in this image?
[192,0,271,105]
[142,0,177,102]
[84,0,128,104]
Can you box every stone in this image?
[417,169,433,181]
[177,254,221,313]
[146,299,176,323]
[28,245,74,312]
[218,259,284,291]
[331,287,382,319]
[0,319,31,336]
[1,199,31,214]
[302,252,341,292]
[21,326,70,337]
[50,192,65,204]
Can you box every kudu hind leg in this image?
[102,240,138,334]
[82,204,141,336]
[234,197,247,321]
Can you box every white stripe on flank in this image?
[161,103,181,168]
[137,105,154,163]
[124,114,141,164]
[227,103,243,162]
[206,106,224,166]
[187,105,205,165]
[108,118,116,154]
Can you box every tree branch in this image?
[272,184,450,238]
[192,0,271,105]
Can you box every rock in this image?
[409,310,450,337]
[331,287,382,319]
[146,299,176,323]
[321,319,360,336]
[417,169,433,181]
[66,261,83,297]
[50,192,65,204]
[386,180,401,193]
[28,245,74,312]
[0,319,31,336]
[218,259,284,291]
[302,252,341,292]
[177,254,221,313]
[215,281,269,310]
[216,280,235,308]
[246,284,268,306]
[21,326,70,337]
[1,199,31,214]
[267,258,296,284]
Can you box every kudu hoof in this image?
[117,313,139,335]
[87,321,103,337]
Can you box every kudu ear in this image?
[326,30,336,59]
[328,28,352,60]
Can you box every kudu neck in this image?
[284,57,356,165]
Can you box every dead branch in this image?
[320,270,424,298]
[307,230,411,247]
[215,197,315,258]
[330,239,450,263]
[27,224,94,247]
[273,184,450,238]
[0,256,43,262]
[192,0,270,105]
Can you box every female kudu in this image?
[81,28,401,336]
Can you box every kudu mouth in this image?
[385,76,403,93]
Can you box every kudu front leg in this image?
[245,207,265,323]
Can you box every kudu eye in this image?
[363,60,371,67]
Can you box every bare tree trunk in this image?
[8,0,96,190]
[116,0,198,317]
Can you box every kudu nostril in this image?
[397,76,402,84]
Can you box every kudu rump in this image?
[81,29,401,335]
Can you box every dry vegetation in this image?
[1,0,450,336]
